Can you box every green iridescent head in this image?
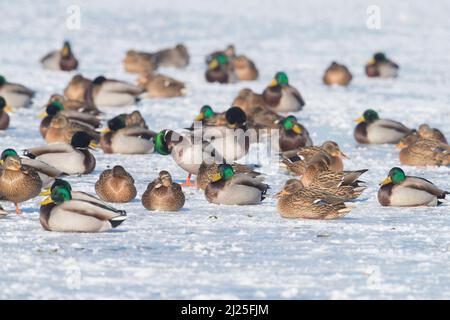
[51,186,72,204]
[200,105,214,119]
[388,167,406,184]
[153,130,171,155]
[363,109,379,122]
[218,164,234,181]
[217,54,228,65]
[275,72,289,86]
[0,75,6,85]
[50,179,72,192]
[1,148,18,161]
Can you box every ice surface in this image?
[0,0,450,299]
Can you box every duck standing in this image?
[0,155,42,214]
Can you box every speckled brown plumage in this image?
[95,166,137,203]
[141,171,185,211]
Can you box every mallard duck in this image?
[1,148,66,188]
[40,41,78,71]
[397,133,450,166]
[197,162,261,190]
[365,52,399,78]
[262,72,305,112]
[124,50,157,74]
[276,179,351,219]
[190,105,226,129]
[40,179,127,212]
[24,131,97,175]
[0,155,42,214]
[48,94,100,114]
[281,141,348,175]
[207,45,258,81]
[0,96,13,130]
[142,171,185,211]
[95,166,137,203]
[45,113,99,144]
[100,115,155,154]
[278,115,312,152]
[205,54,237,84]
[205,164,268,205]
[138,72,186,98]
[206,45,236,63]
[40,185,127,232]
[323,62,353,86]
[39,101,101,138]
[0,205,6,216]
[149,44,190,69]
[418,124,447,144]
[200,106,252,162]
[378,167,448,206]
[153,129,220,186]
[354,109,411,144]
[64,75,144,108]
[0,75,34,109]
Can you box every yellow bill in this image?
[40,196,54,205]
[5,105,14,113]
[292,124,302,134]
[208,59,219,70]
[195,113,204,121]
[212,173,222,182]
[354,116,365,123]
[39,189,51,196]
[380,176,392,186]
[0,160,4,166]
[268,79,278,87]
[100,128,110,134]
[38,111,48,119]
[367,58,376,65]
[89,141,98,149]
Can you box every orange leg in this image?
[181,173,195,187]
[15,203,22,215]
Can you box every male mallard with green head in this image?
[0,75,34,109]
[262,72,305,112]
[205,164,268,205]
[278,115,312,152]
[354,109,411,144]
[365,52,399,78]
[40,185,127,233]
[378,167,448,207]
[205,54,237,84]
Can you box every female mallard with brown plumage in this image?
[138,72,186,98]
[95,166,137,203]
[40,184,127,233]
[0,155,42,214]
[205,54,237,84]
[354,109,411,144]
[281,141,348,176]
[278,115,312,152]
[41,41,78,71]
[396,132,450,166]
[378,167,448,207]
[45,113,99,144]
[205,164,268,205]
[0,96,13,130]
[100,115,155,154]
[149,44,190,69]
[262,72,305,112]
[1,148,65,188]
[0,75,34,109]
[24,131,97,175]
[39,101,100,138]
[141,171,185,211]
[196,162,261,190]
[124,50,157,74]
[276,179,351,220]
[417,124,447,144]
[365,52,399,78]
[323,62,353,86]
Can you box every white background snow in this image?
[1,0,450,299]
